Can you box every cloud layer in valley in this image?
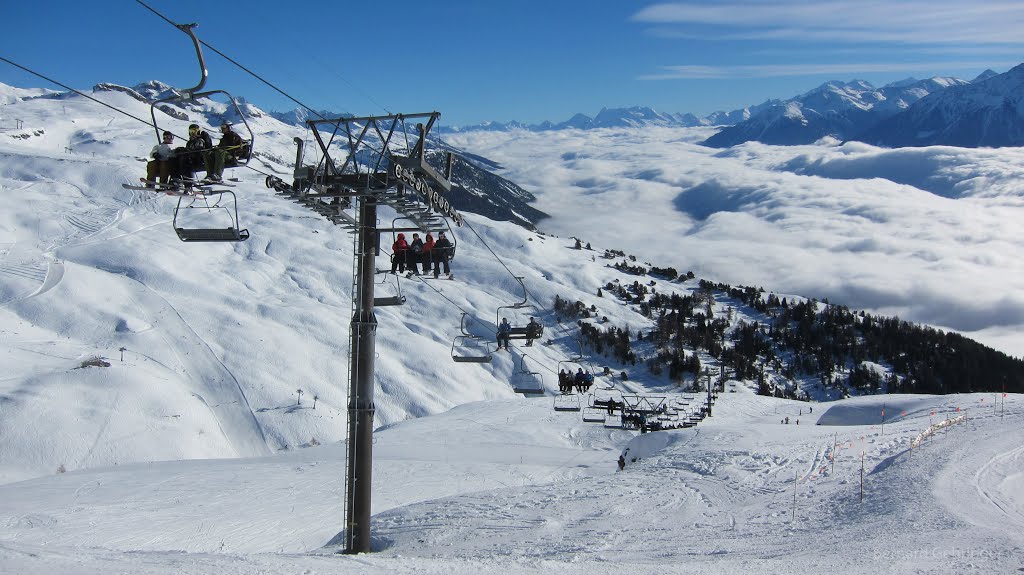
[447,128,1024,356]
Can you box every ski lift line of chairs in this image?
[173,190,249,242]
[510,354,545,396]
[451,312,493,363]
[578,393,698,431]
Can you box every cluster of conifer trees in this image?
[556,274,1024,397]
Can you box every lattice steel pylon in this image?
[267,112,462,554]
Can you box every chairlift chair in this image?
[603,414,624,428]
[172,190,248,242]
[496,276,534,338]
[556,357,596,394]
[451,312,492,363]
[384,215,452,275]
[148,22,255,172]
[553,394,581,412]
[581,407,606,423]
[511,354,545,395]
[374,269,405,307]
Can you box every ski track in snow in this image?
[0,149,269,459]
[974,444,1024,528]
[119,278,271,458]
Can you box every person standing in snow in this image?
[391,233,408,274]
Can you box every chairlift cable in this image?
[0,55,262,183]
[134,1,361,184]
[135,0,335,124]
[459,216,539,305]
[0,56,160,131]
[308,53,393,118]
[138,0,395,157]
[380,248,474,316]
[1,52,288,189]
[460,214,609,378]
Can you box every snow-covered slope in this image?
[0,389,1019,574]
[1,79,1023,575]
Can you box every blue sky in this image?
[2,1,1022,127]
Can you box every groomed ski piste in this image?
[1,391,1020,574]
[0,82,1023,573]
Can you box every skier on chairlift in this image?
[173,124,212,181]
[391,233,408,274]
[496,318,512,351]
[204,122,244,182]
[432,231,454,279]
[143,131,176,187]
[525,317,542,346]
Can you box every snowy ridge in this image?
[702,76,971,147]
[858,63,1024,147]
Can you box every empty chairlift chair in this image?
[173,191,249,242]
[553,394,581,412]
[374,269,405,307]
[511,354,545,395]
[451,312,493,363]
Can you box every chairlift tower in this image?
[268,112,460,554]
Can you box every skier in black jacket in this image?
[432,231,453,278]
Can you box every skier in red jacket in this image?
[391,233,408,273]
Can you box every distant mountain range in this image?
[435,63,1024,149]
[855,64,1024,148]
[442,101,779,133]
[701,76,970,147]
